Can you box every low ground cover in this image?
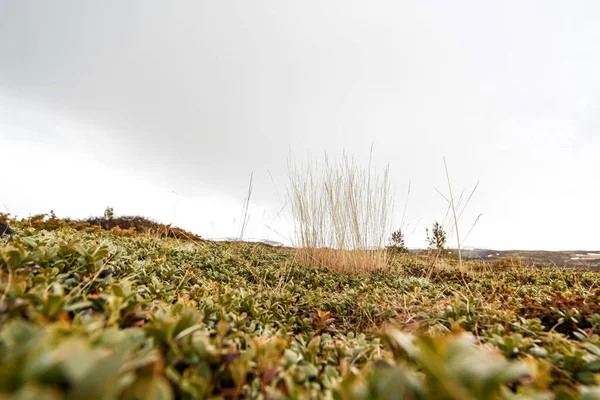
[2,224,600,399]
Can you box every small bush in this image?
[386,228,408,254]
[103,206,114,220]
[426,221,447,253]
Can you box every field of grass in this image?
[2,224,600,399]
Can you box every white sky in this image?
[1,1,599,250]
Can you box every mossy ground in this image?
[2,224,600,399]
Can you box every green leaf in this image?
[174,324,204,342]
[575,370,596,385]
[581,386,600,400]
[111,284,125,298]
[41,295,65,318]
[584,343,600,357]
[587,360,600,372]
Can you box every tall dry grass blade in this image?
[400,181,411,230]
[443,158,463,271]
[458,181,480,221]
[462,213,483,244]
[238,173,254,240]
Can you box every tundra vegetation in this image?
[2,217,600,399]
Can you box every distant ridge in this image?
[209,237,287,247]
[458,248,600,269]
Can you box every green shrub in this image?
[386,228,408,254]
[426,221,447,253]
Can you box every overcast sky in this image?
[1,1,599,250]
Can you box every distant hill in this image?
[209,237,287,247]
[206,240,600,269]
[408,248,600,270]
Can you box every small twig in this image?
[400,181,411,230]
[238,173,254,240]
[175,266,192,293]
[444,158,462,272]
[458,181,480,221]
[462,213,483,244]
[434,187,451,204]
[68,251,117,299]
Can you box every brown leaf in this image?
[223,352,241,365]
[262,367,280,385]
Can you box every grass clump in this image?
[287,150,393,273]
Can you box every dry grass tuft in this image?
[294,247,390,273]
[287,149,394,273]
